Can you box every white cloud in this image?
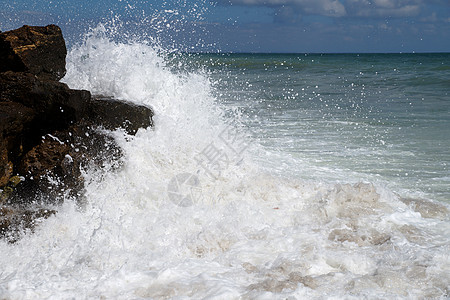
[274,6,303,23]
[223,0,429,19]
[420,12,437,22]
[345,0,422,17]
[224,0,347,17]
[373,0,396,9]
[378,22,390,30]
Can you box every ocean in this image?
[0,26,449,299]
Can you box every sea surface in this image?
[0,26,449,299]
[196,52,450,203]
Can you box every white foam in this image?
[0,28,449,299]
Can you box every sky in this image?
[0,0,449,53]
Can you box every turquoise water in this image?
[190,53,450,202]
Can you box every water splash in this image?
[0,20,449,299]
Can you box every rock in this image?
[0,144,12,187]
[0,25,66,81]
[12,122,122,205]
[0,72,152,204]
[89,96,153,135]
[0,101,35,186]
[0,101,35,136]
[0,71,90,193]
[0,24,154,240]
[0,71,91,133]
[0,176,22,203]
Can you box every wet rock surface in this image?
[13,122,122,205]
[0,25,154,240]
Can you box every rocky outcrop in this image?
[0,25,67,81]
[0,101,34,186]
[90,96,154,135]
[13,121,122,205]
[0,25,154,241]
[0,71,90,121]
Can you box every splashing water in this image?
[0,24,449,299]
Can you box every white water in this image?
[0,30,449,299]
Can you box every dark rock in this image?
[0,24,154,240]
[0,143,12,187]
[0,25,66,81]
[13,122,122,205]
[0,101,35,185]
[0,71,90,191]
[0,72,152,204]
[0,72,153,151]
[0,101,35,136]
[0,71,91,133]
[89,95,153,135]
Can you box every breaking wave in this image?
[0,24,448,299]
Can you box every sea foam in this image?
[0,26,448,299]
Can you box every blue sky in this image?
[1,0,449,53]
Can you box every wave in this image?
[0,24,449,299]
